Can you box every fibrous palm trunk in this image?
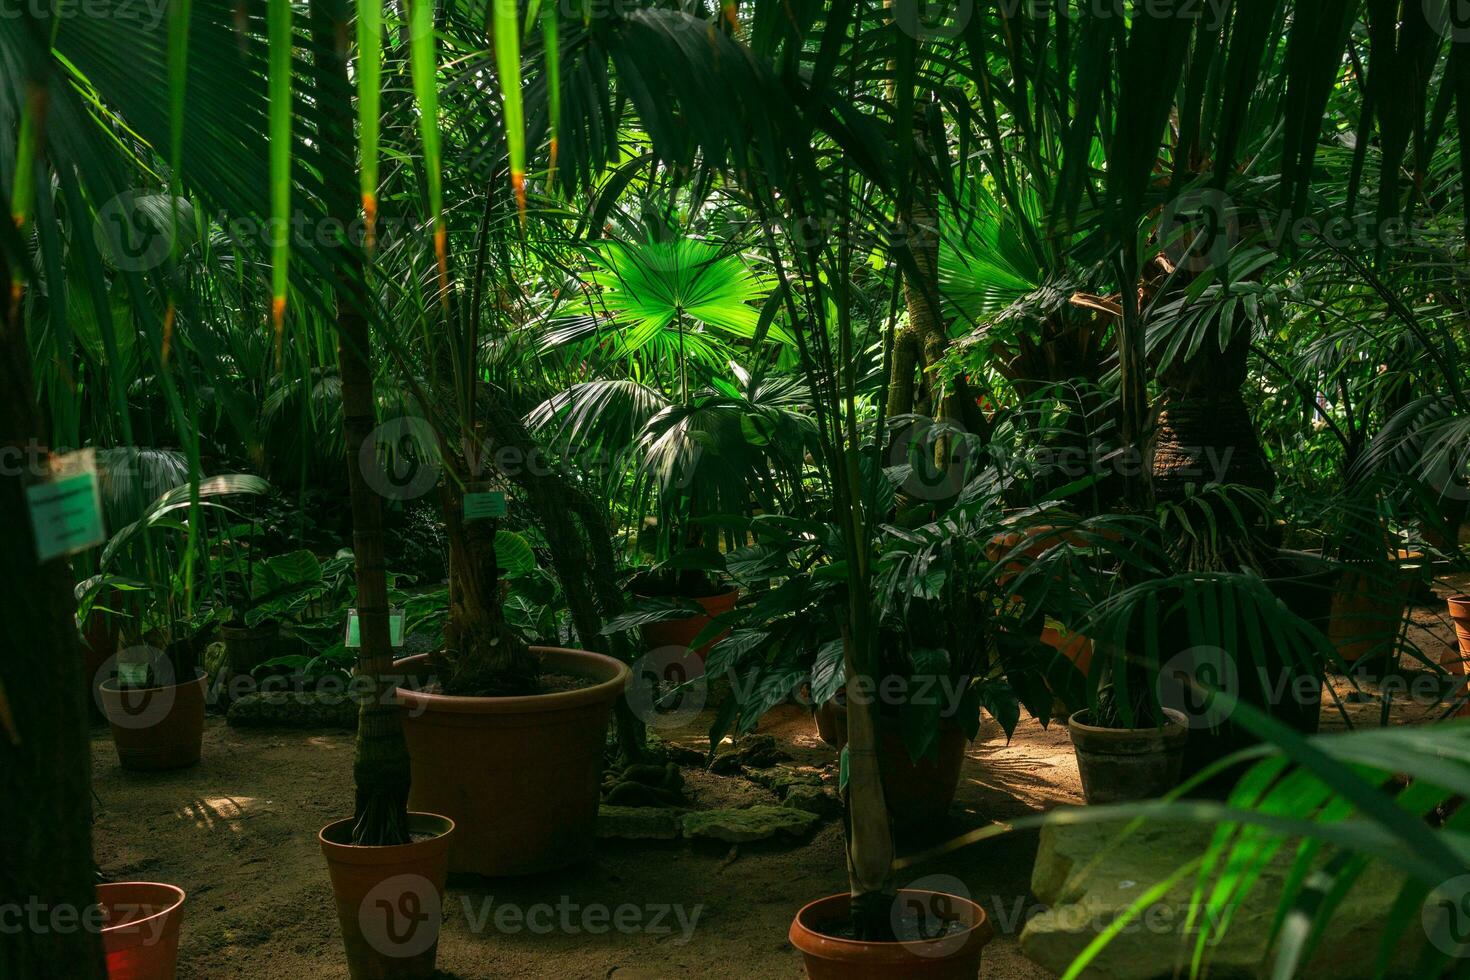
[313,0,410,846]
[1,231,106,978]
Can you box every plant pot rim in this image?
[318,811,455,862]
[1068,707,1188,738]
[221,618,279,632]
[96,881,186,938]
[788,889,995,962]
[1448,594,1470,605]
[98,667,207,697]
[630,583,740,602]
[394,647,629,715]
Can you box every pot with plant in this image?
[531,235,812,661]
[78,475,268,770]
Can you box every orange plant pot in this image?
[98,670,207,771]
[396,648,629,877]
[1328,566,1414,664]
[1040,624,1093,676]
[98,882,186,980]
[637,587,740,661]
[789,890,994,979]
[319,813,454,980]
[1445,596,1470,716]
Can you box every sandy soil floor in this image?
[90,574,1470,980]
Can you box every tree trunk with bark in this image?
[312,0,410,846]
[0,234,106,978]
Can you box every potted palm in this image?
[79,475,267,771]
[532,235,807,659]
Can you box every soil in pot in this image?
[636,586,740,661]
[98,668,208,771]
[396,647,629,877]
[1068,708,1188,805]
[319,812,454,980]
[98,881,187,980]
[789,889,994,979]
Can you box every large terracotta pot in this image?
[1068,708,1188,805]
[1328,564,1414,664]
[396,647,629,877]
[319,812,454,980]
[98,669,207,771]
[1040,624,1093,676]
[810,698,967,830]
[97,881,186,980]
[1445,596,1470,716]
[636,587,740,661]
[789,889,994,979]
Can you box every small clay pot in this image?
[1445,596,1470,715]
[636,587,740,661]
[98,669,208,771]
[319,812,454,980]
[1328,565,1414,664]
[396,647,629,877]
[789,889,994,979]
[1068,708,1188,805]
[98,881,186,980]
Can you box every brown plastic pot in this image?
[319,812,454,980]
[1445,596,1470,716]
[809,699,966,830]
[789,889,994,979]
[98,669,207,771]
[396,647,629,877]
[1068,708,1188,805]
[97,881,186,980]
[1328,565,1414,663]
[636,587,739,661]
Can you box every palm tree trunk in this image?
[0,245,106,978]
[312,0,410,846]
[1151,320,1275,502]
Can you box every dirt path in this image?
[90,579,1468,979]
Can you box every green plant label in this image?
[345,608,406,649]
[27,452,106,562]
[463,491,507,521]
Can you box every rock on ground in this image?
[225,691,357,729]
[681,805,820,843]
[597,805,682,840]
[1020,819,1429,979]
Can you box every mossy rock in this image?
[781,785,841,819]
[746,764,824,794]
[225,691,356,730]
[597,805,681,840]
[681,805,819,843]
